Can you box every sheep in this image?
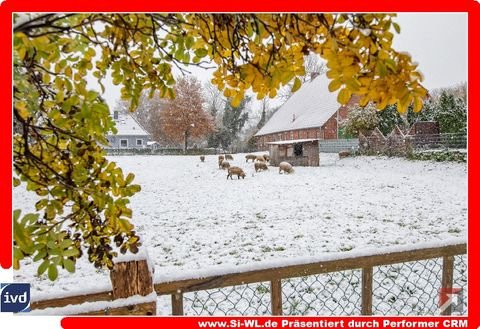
[218,159,229,169]
[227,166,246,180]
[338,150,351,159]
[220,160,231,170]
[279,161,294,174]
[245,154,257,162]
[263,154,270,162]
[225,154,234,161]
[218,155,225,162]
[254,161,268,172]
[255,155,265,162]
[200,155,205,162]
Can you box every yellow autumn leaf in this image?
[337,88,352,105]
[413,96,423,113]
[16,101,29,120]
[328,79,343,92]
[291,77,302,93]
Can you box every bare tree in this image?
[115,92,175,145]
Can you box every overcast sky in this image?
[99,13,467,110]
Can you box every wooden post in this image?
[171,292,184,315]
[441,256,455,315]
[271,279,283,315]
[109,259,156,315]
[362,267,373,315]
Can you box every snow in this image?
[30,283,112,303]
[13,153,467,314]
[155,237,466,284]
[255,75,341,136]
[267,138,319,145]
[28,292,157,316]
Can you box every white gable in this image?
[113,112,150,136]
[255,75,341,136]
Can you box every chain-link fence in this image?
[173,254,467,316]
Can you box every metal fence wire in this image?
[179,255,467,316]
[184,282,271,315]
[373,259,443,315]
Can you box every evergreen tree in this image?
[377,104,406,135]
[436,92,467,134]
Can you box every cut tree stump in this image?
[109,259,156,315]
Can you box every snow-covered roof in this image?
[255,74,341,136]
[113,112,150,136]
[267,138,319,145]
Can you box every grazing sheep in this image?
[218,155,225,162]
[279,161,294,174]
[225,154,234,161]
[254,161,268,172]
[227,166,246,179]
[245,154,257,162]
[263,154,270,162]
[338,150,351,159]
[220,160,231,170]
[200,155,205,162]
[255,155,265,162]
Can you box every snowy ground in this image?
[14,153,467,314]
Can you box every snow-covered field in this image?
[14,153,467,314]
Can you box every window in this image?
[120,139,128,148]
[136,139,143,146]
[294,143,303,156]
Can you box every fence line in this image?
[29,241,466,316]
[154,242,466,316]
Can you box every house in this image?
[254,74,357,166]
[107,111,152,149]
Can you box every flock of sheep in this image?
[199,154,294,180]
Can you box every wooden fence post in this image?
[362,267,373,315]
[271,279,283,315]
[109,259,156,315]
[172,292,184,315]
[441,256,455,316]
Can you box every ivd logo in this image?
[0,283,30,312]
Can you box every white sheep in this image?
[279,161,294,174]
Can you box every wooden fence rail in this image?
[30,242,466,316]
[153,242,466,316]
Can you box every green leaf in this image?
[63,258,76,273]
[48,264,58,281]
[291,77,302,93]
[13,209,21,221]
[62,248,80,257]
[33,250,47,262]
[194,48,208,58]
[14,214,35,254]
[38,260,50,276]
[393,22,401,34]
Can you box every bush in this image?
[407,150,466,163]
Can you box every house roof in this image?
[255,74,341,136]
[267,138,319,145]
[113,112,150,137]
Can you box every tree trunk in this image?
[184,131,188,154]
